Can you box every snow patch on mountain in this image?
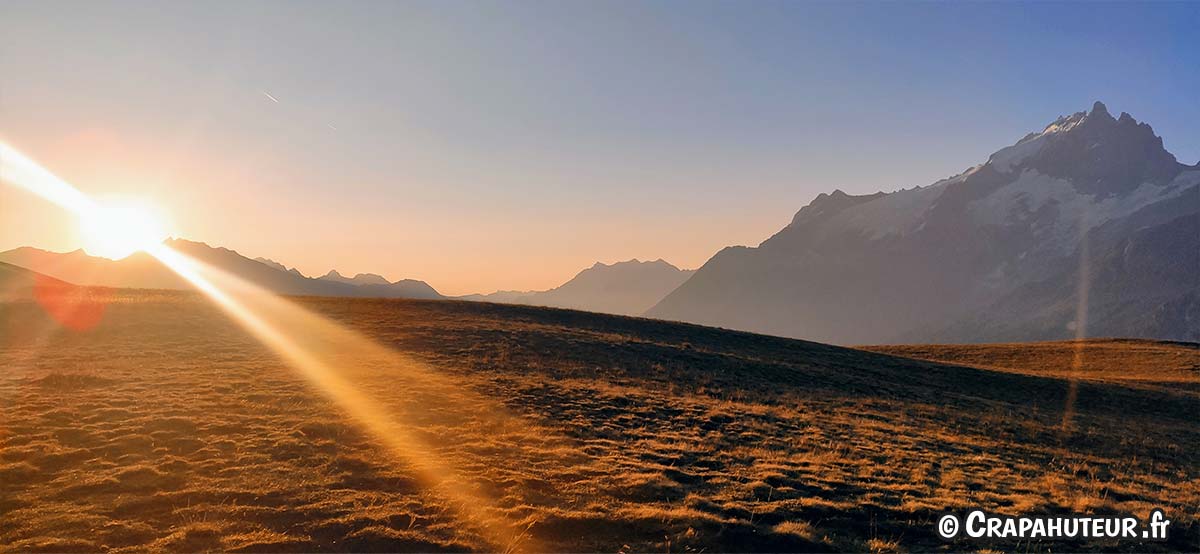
[989,134,1048,173]
[987,103,1118,174]
[968,169,1199,252]
[830,180,952,240]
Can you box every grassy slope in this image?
[1,291,1197,552]
[862,340,1199,383]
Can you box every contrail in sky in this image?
[261,90,341,131]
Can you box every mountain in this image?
[456,290,535,304]
[462,259,695,316]
[647,102,1200,344]
[0,239,443,300]
[319,270,391,287]
[0,246,187,290]
[254,257,308,278]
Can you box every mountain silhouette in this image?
[0,239,443,300]
[254,257,308,278]
[319,270,392,287]
[462,259,694,316]
[647,102,1199,344]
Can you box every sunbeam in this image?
[1061,208,1092,433]
[145,244,541,551]
[0,142,96,216]
[0,140,547,552]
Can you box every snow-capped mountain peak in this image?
[649,102,1199,344]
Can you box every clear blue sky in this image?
[1,1,1197,294]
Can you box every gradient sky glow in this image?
[2,1,1197,295]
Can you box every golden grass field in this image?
[1,289,1197,552]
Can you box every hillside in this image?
[463,259,694,316]
[1,291,1195,552]
[0,261,74,299]
[648,102,1199,344]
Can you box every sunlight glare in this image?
[1,139,544,552]
[79,198,168,260]
[143,244,542,552]
[0,142,95,215]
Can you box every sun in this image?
[79,197,169,260]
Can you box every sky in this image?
[1,1,1197,295]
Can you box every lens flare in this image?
[33,274,111,331]
[0,140,549,552]
[1061,208,1091,433]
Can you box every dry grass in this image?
[1,291,1197,552]
[862,339,1199,385]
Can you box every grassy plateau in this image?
[1,289,1197,552]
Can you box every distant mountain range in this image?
[648,102,1199,343]
[4,101,1193,344]
[0,239,443,300]
[319,269,392,287]
[458,259,694,316]
[0,240,692,317]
